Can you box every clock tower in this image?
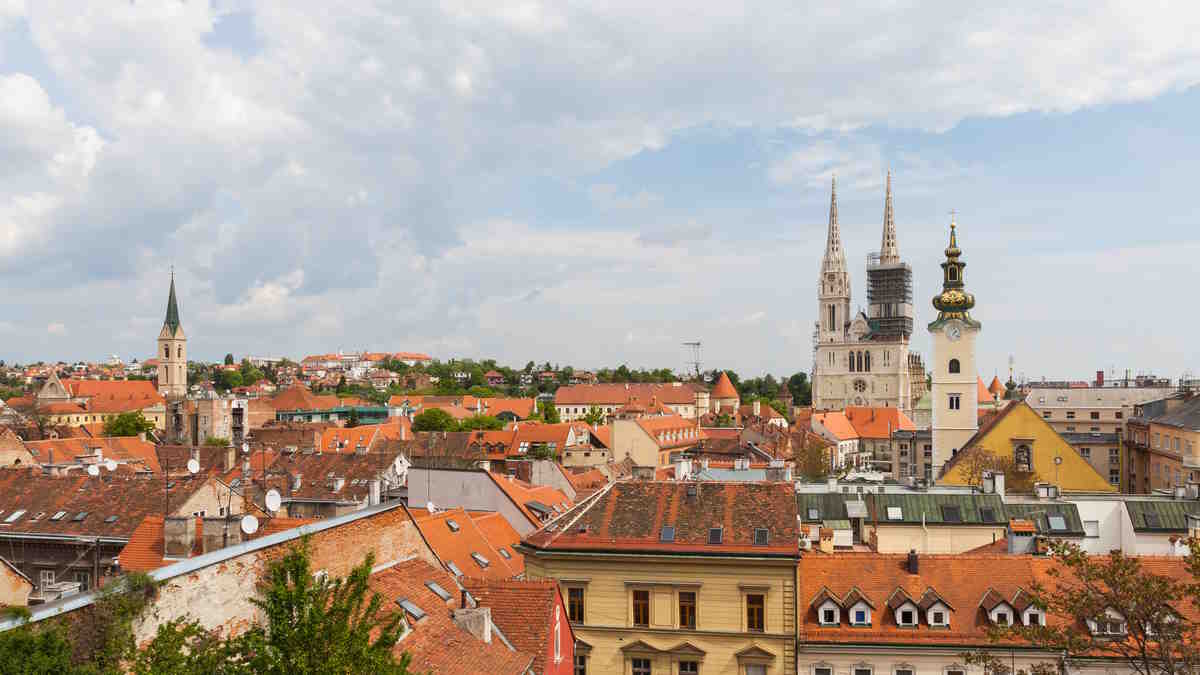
[929,216,980,478]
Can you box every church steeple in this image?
[816,175,852,345]
[879,170,899,265]
[163,270,182,336]
[930,215,979,328]
[822,175,846,269]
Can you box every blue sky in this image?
[1,2,1198,383]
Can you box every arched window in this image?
[857,351,864,372]
[948,266,959,281]
[848,352,855,373]
[948,359,960,374]
[176,346,182,358]
[164,345,170,358]
[864,351,871,372]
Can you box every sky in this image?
[1,2,1199,383]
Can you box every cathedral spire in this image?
[823,174,845,268]
[163,270,181,336]
[879,169,899,264]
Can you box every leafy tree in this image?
[215,370,243,391]
[412,408,457,432]
[0,612,75,675]
[795,435,831,480]
[459,415,504,431]
[224,354,235,366]
[710,412,736,428]
[204,436,231,447]
[529,444,556,460]
[582,405,606,426]
[955,447,1038,493]
[538,400,560,424]
[132,619,231,675]
[787,372,812,406]
[103,411,156,437]
[0,385,25,401]
[345,408,360,428]
[965,540,1200,675]
[466,385,497,398]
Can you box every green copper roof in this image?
[164,275,181,335]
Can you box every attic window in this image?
[446,519,460,532]
[105,515,118,523]
[498,548,511,560]
[1144,512,1161,528]
[708,527,723,545]
[395,598,427,621]
[3,510,25,523]
[753,528,770,546]
[886,506,903,521]
[941,505,962,523]
[72,512,89,522]
[50,511,67,521]
[807,507,820,520]
[30,512,46,521]
[660,525,676,543]
[1048,515,1067,531]
[979,507,996,522]
[471,552,490,568]
[424,581,452,601]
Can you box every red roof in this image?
[487,473,572,527]
[118,515,312,572]
[977,376,994,403]
[710,372,738,399]
[843,406,917,439]
[461,577,570,675]
[524,481,799,556]
[988,376,1005,397]
[369,559,533,675]
[24,436,162,473]
[409,507,520,581]
[553,383,697,406]
[60,379,164,413]
[469,511,525,575]
[636,415,704,449]
[812,411,859,440]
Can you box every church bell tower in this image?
[157,272,187,399]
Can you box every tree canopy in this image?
[102,411,156,437]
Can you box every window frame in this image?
[567,586,586,623]
[678,589,698,629]
[632,588,651,627]
[745,592,766,633]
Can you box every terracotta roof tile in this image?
[118,514,312,572]
[843,406,916,439]
[411,507,519,581]
[368,559,533,675]
[469,511,525,575]
[462,577,569,675]
[710,372,738,399]
[488,472,573,527]
[812,411,859,440]
[25,436,161,473]
[554,383,697,406]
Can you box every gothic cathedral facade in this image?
[813,173,915,413]
[157,273,188,399]
[928,217,980,475]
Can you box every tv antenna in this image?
[682,341,702,379]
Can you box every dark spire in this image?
[164,270,181,336]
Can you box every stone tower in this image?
[815,176,851,346]
[157,272,187,399]
[929,216,981,478]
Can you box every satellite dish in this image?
[242,442,250,454]
[86,464,100,477]
[1054,456,1064,465]
[240,514,259,535]
[186,458,200,474]
[104,459,117,472]
[264,489,282,512]
[426,501,438,514]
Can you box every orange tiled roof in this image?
[479,397,537,419]
[469,511,525,575]
[988,376,1005,397]
[977,376,993,403]
[710,372,738,399]
[554,383,696,406]
[843,406,917,439]
[60,379,164,413]
[24,436,161,473]
[812,411,859,440]
[635,415,704,449]
[461,577,569,675]
[118,514,313,572]
[410,507,519,581]
[488,473,572,527]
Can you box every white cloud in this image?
[46,322,66,335]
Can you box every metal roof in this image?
[1124,499,1200,532]
[1003,502,1085,536]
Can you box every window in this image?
[1066,411,1076,420]
[1047,515,1067,531]
[1110,468,1120,485]
[753,528,769,546]
[1083,520,1100,538]
[633,590,650,626]
[1014,445,1032,472]
[931,610,946,626]
[941,505,962,523]
[632,658,651,675]
[574,655,587,675]
[679,590,697,629]
[947,669,965,675]
[807,507,821,520]
[854,668,873,675]
[39,570,55,587]
[980,507,996,522]
[746,593,765,632]
[1042,411,1051,419]
[74,571,91,591]
[679,662,698,675]
[995,611,1010,625]
[1026,611,1043,626]
[747,666,767,675]
[567,587,585,623]
[1078,447,1091,459]
[822,607,837,624]
[948,358,960,374]
[948,394,961,410]
[708,527,723,544]
[900,609,915,626]
[1109,448,1120,462]
[815,668,833,675]
[660,525,676,542]
[896,670,914,675]
[1115,411,1123,419]
[853,608,869,625]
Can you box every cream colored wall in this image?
[0,565,32,607]
[562,446,610,468]
[868,524,1005,554]
[799,648,1128,675]
[175,480,243,519]
[527,553,795,675]
[930,323,979,473]
[610,420,661,467]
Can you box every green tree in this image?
[538,400,560,424]
[582,405,606,426]
[224,354,235,366]
[0,614,75,675]
[459,415,504,431]
[787,372,812,406]
[103,411,156,437]
[710,412,735,428]
[795,436,831,480]
[345,408,361,428]
[412,408,457,432]
[236,542,411,674]
[204,436,231,447]
[965,540,1200,675]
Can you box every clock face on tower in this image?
[946,324,962,342]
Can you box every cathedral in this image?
[812,173,917,412]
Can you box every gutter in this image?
[0,532,128,546]
[0,498,409,632]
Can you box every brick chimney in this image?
[224,445,237,474]
[163,516,196,558]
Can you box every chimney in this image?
[906,549,919,574]
[163,516,196,558]
[452,606,493,644]
[982,471,994,494]
[201,516,243,553]
[753,400,761,417]
[332,476,346,492]
[291,473,302,491]
[993,472,1005,497]
[190,447,200,463]
[369,479,381,505]
[242,457,251,475]
[224,445,236,474]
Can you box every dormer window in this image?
[851,605,871,626]
[899,609,916,626]
[995,611,1010,626]
[931,610,947,626]
[822,608,837,625]
[1024,609,1043,626]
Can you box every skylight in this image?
[1047,515,1067,531]
[424,581,452,601]
[4,510,25,523]
[471,552,490,568]
[980,508,996,522]
[498,548,511,559]
[1144,512,1161,528]
[753,528,769,546]
[660,525,676,543]
[886,506,903,521]
[72,512,89,522]
[447,561,463,576]
[104,515,118,523]
[807,507,820,520]
[941,505,962,523]
[446,519,460,532]
[708,527,723,545]
[396,598,427,621]
[50,511,67,521]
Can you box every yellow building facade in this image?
[939,401,1116,492]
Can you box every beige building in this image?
[928,218,980,473]
[813,174,916,413]
[610,415,703,467]
[523,481,800,675]
[1025,386,1171,435]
